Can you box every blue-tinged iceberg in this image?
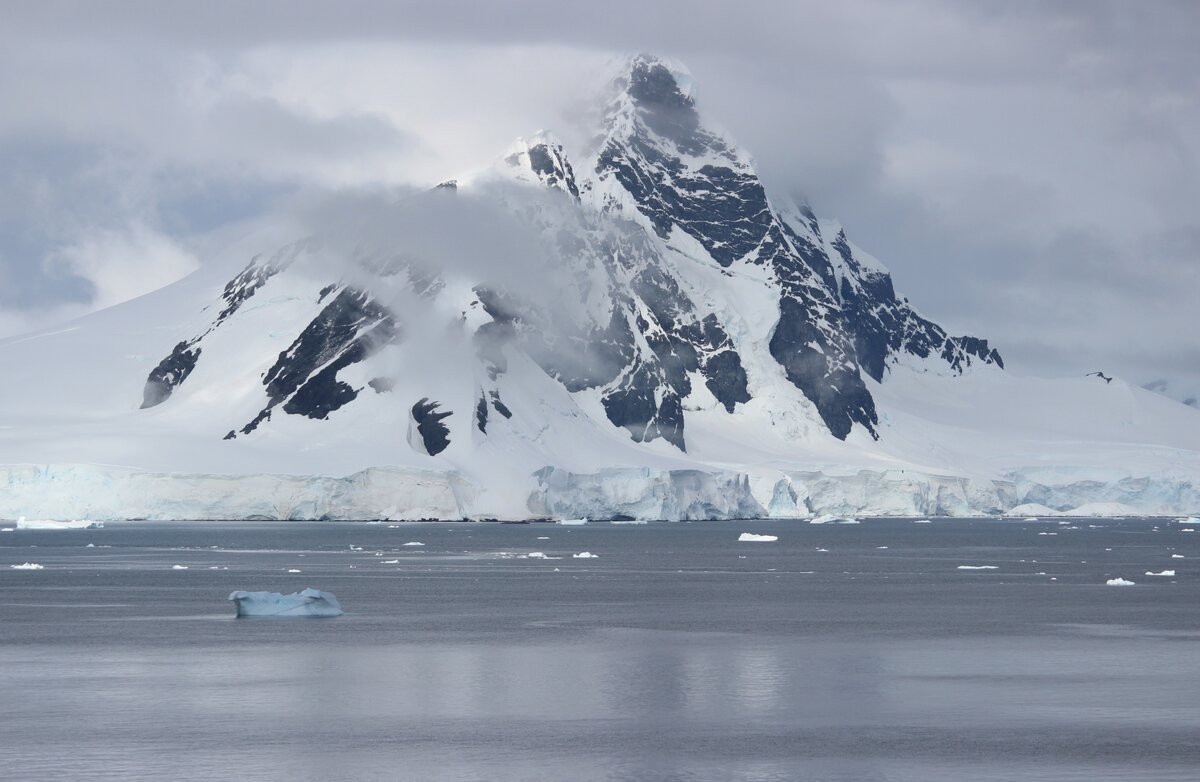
[228,588,344,618]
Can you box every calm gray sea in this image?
[1,518,1198,781]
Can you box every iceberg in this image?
[558,517,589,525]
[229,588,344,618]
[573,551,599,558]
[956,565,999,570]
[1106,577,1136,586]
[1145,570,1175,577]
[10,562,44,570]
[738,533,778,542]
[15,517,101,530]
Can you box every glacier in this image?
[229,588,344,618]
[0,54,1196,521]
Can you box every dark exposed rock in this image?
[525,142,580,198]
[368,377,396,393]
[475,395,488,433]
[601,359,686,451]
[412,398,452,455]
[490,390,512,419]
[141,341,200,409]
[240,287,399,434]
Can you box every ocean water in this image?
[1,517,1198,781]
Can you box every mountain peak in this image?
[621,53,696,108]
[490,131,579,198]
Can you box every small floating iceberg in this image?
[15,517,103,530]
[573,551,599,559]
[402,541,425,547]
[1106,577,1136,586]
[1145,570,1176,577]
[558,517,589,526]
[229,588,344,618]
[738,533,778,542]
[957,565,998,570]
[10,562,44,570]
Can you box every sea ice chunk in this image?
[402,541,424,547]
[10,562,43,570]
[573,551,598,558]
[558,517,589,525]
[1171,554,1185,559]
[1145,570,1175,577]
[229,588,344,617]
[15,517,102,530]
[1106,577,1136,586]
[738,533,778,542]
[957,565,998,570]
[171,565,188,570]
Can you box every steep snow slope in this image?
[0,54,1196,520]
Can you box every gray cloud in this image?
[0,0,1196,401]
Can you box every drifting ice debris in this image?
[1171,554,1185,559]
[573,551,599,558]
[1106,578,1136,586]
[957,565,998,570]
[558,517,589,525]
[171,565,188,570]
[286,569,302,573]
[402,541,424,547]
[229,588,344,617]
[738,533,778,542]
[1145,570,1175,577]
[16,517,103,530]
[913,519,932,524]
[10,562,44,570]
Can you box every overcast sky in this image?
[1,0,1196,399]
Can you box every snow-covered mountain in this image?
[1,54,1197,520]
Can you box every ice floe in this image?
[10,562,43,570]
[738,532,778,542]
[957,565,998,570]
[1145,570,1175,577]
[15,517,102,530]
[171,564,188,570]
[573,551,599,559]
[229,588,343,617]
[402,541,424,547]
[1106,577,1136,586]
